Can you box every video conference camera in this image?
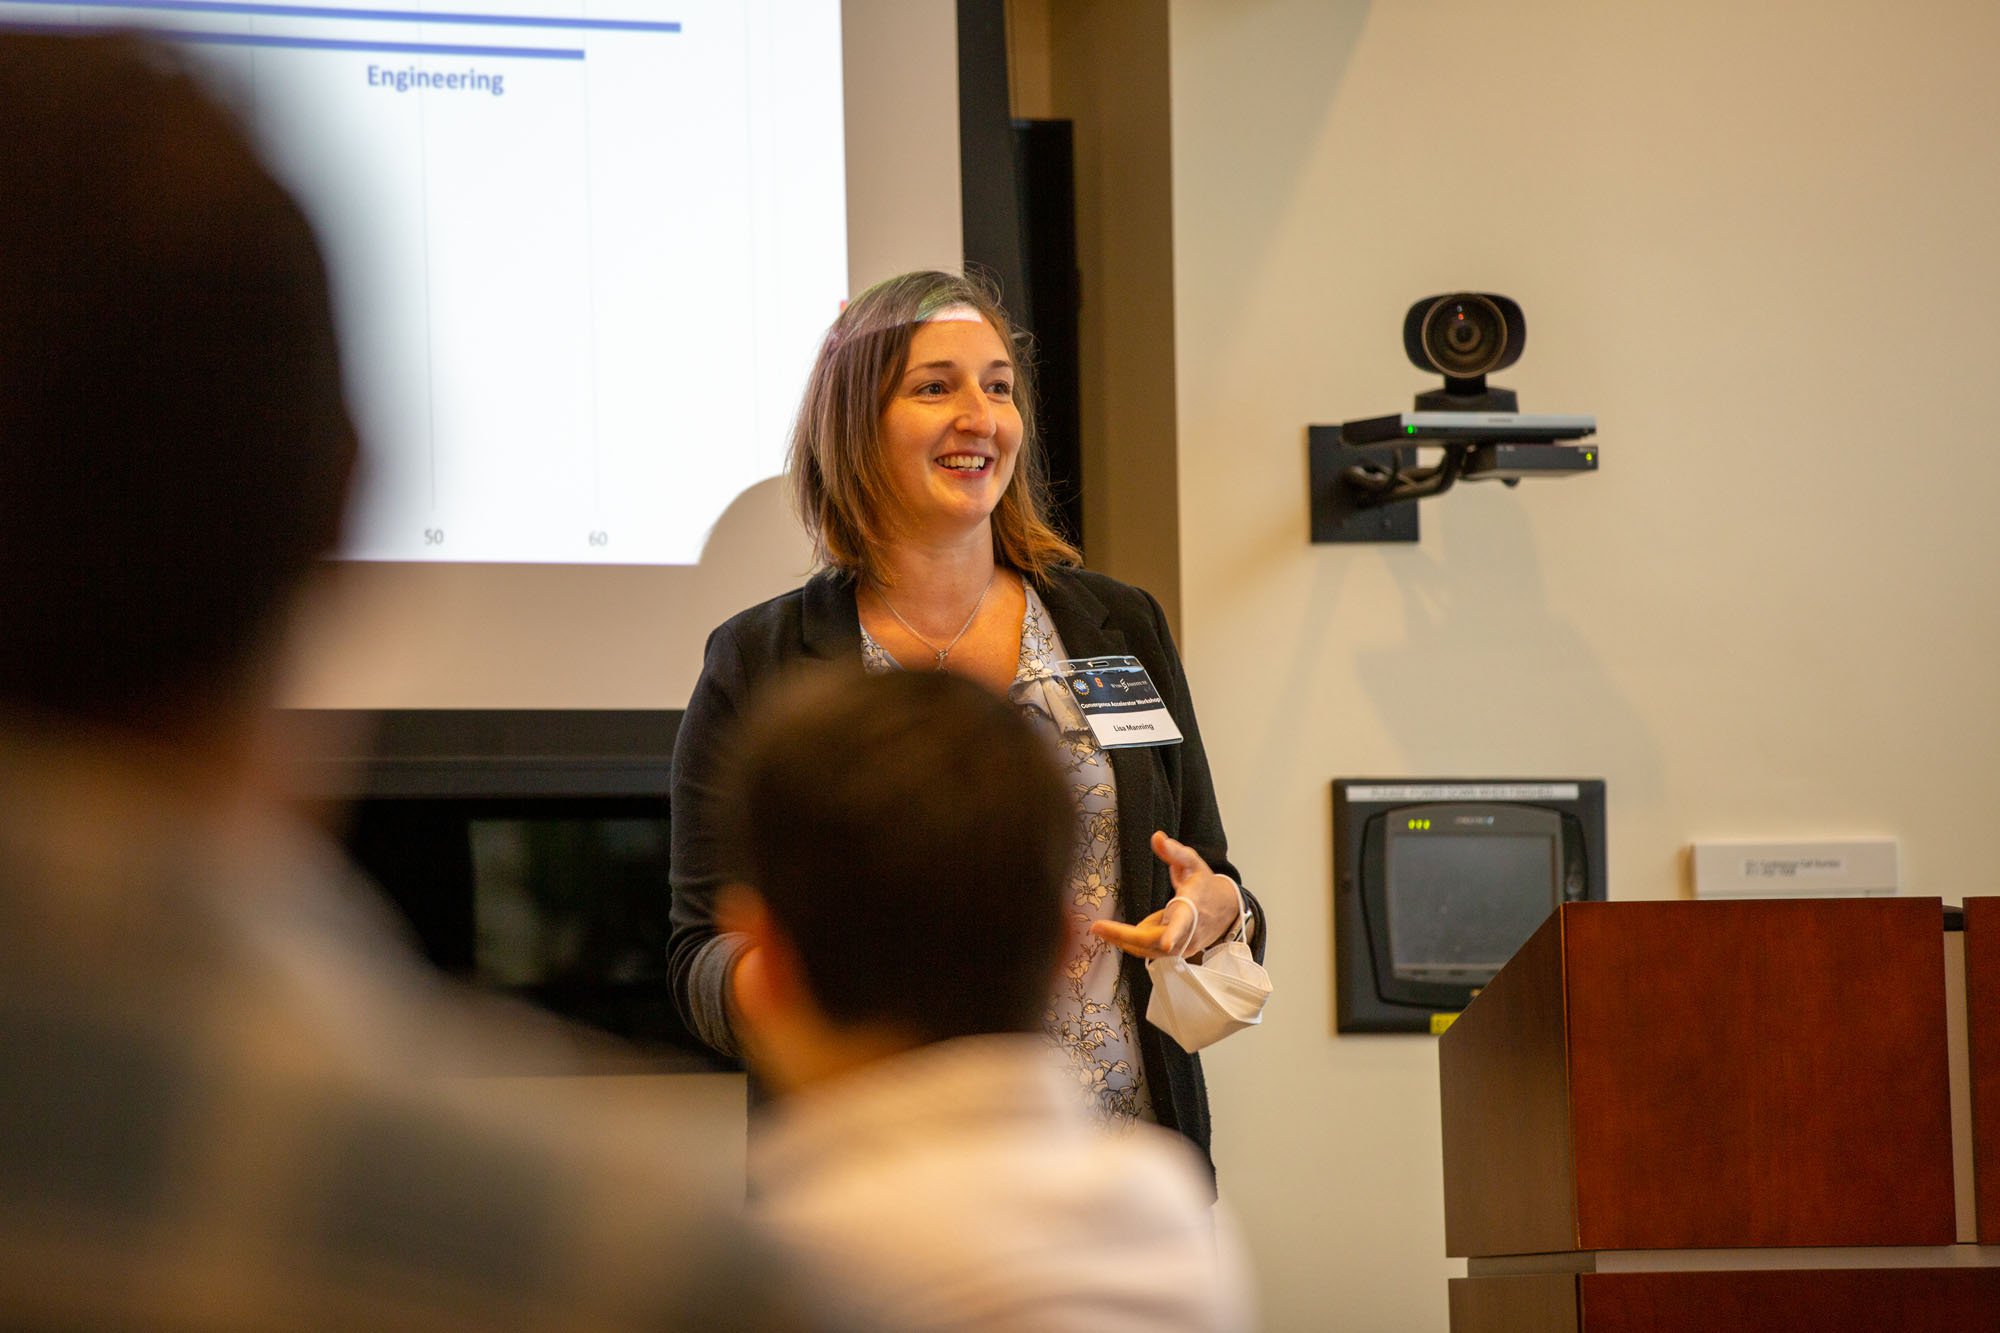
[1308,293,1601,543]
[1405,292,1524,401]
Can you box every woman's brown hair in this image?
[786,269,1080,585]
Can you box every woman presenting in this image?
[668,271,1264,1163]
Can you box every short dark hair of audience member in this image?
[785,269,1078,587]
[0,34,357,739]
[725,668,1074,1045]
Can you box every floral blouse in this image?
[860,585,1153,1126]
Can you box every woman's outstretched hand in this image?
[1089,832,1242,960]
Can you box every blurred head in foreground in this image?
[0,31,356,749]
[723,672,1254,1332]
[0,35,839,1330]
[722,667,1074,1091]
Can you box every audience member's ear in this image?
[717,884,790,1045]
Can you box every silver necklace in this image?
[872,569,998,671]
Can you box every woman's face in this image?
[877,309,1021,548]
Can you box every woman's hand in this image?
[1089,831,1243,960]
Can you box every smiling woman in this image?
[665,270,1269,1177]
[878,309,1022,549]
[784,272,1071,592]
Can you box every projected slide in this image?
[2,0,847,563]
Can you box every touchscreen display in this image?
[1386,832,1556,981]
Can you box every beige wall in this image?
[283,0,962,711]
[1166,1,2000,1328]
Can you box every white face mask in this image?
[1144,897,1272,1054]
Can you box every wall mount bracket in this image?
[1308,425,1423,544]
[1308,416,1598,545]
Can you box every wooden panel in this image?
[1563,899,1956,1249]
[1578,1268,2000,1332]
[1449,1274,1578,1333]
[1439,910,1576,1258]
[1968,896,2000,1245]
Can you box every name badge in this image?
[1052,656,1184,749]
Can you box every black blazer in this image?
[667,566,1265,1172]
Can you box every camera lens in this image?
[1421,295,1508,377]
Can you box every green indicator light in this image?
[1405,425,1418,435]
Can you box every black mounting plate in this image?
[1309,424,1420,544]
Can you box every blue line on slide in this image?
[0,0,676,33]
[0,18,583,55]
[170,27,583,55]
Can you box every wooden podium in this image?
[1438,897,2000,1331]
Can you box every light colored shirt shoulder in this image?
[750,1034,1253,1333]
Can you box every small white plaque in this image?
[1690,838,1900,899]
